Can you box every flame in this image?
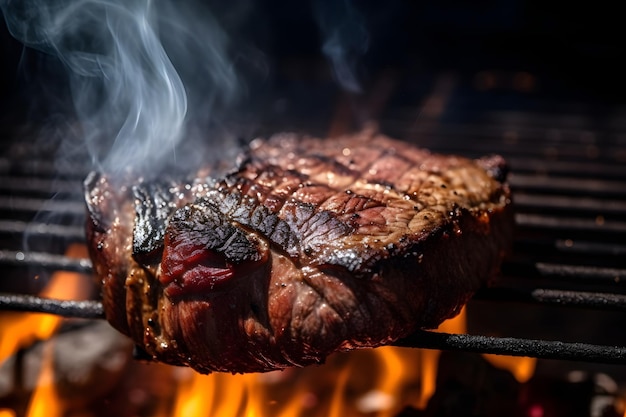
[169,370,215,417]
[368,346,407,414]
[413,306,468,409]
[161,305,547,417]
[0,244,91,363]
[275,376,309,417]
[168,370,277,417]
[25,342,62,417]
[432,305,538,384]
[482,354,537,383]
[1,242,540,416]
[160,308,473,417]
[0,244,90,415]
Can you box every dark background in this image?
[1,0,625,129]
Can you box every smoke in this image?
[312,0,369,94]
[0,0,247,177]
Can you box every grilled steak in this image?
[85,130,514,374]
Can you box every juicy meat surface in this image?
[85,130,514,374]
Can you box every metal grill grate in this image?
[380,104,626,363]
[1,105,625,364]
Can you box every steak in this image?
[85,130,514,374]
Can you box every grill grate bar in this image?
[506,157,626,179]
[513,194,626,216]
[0,293,104,319]
[0,220,85,240]
[534,262,625,282]
[1,293,624,364]
[0,250,92,273]
[0,196,85,216]
[0,158,91,179]
[509,173,626,197]
[515,213,626,234]
[513,237,626,258]
[503,259,626,286]
[475,288,626,311]
[0,176,83,196]
[399,136,626,163]
[553,239,626,256]
[394,330,626,365]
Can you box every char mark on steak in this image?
[85,130,514,374]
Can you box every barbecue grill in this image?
[2,1,626,413]
[2,79,625,368]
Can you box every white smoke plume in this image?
[1,0,248,177]
[313,0,369,94]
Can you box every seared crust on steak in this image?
[85,130,514,373]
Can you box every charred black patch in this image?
[169,200,262,264]
[202,189,300,258]
[132,181,180,266]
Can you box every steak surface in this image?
[85,130,514,373]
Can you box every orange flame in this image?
[169,370,215,417]
[327,360,352,417]
[0,244,91,416]
[413,306,468,409]
[483,354,537,383]
[168,370,278,417]
[276,377,308,417]
[0,244,91,363]
[155,304,545,417]
[159,307,474,417]
[25,342,62,417]
[1,240,540,416]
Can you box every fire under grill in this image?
[1,105,626,367]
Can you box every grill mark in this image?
[362,153,414,186]
[163,200,264,290]
[204,159,364,265]
[308,153,360,177]
[288,155,385,210]
[354,146,410,181]
[255,138,416,202]
[330,147,433,211]
[236,165,308,213]
[262,150,418,271]
[195,139,493,275]
[199,188,301,259]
